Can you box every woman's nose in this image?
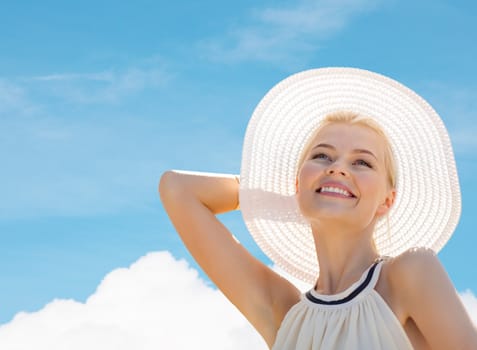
[325,163,349,177]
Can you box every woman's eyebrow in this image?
[312,143,334,150]
[312,143,378,160]
[353,149,378,160]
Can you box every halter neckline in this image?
[306,259,383,305]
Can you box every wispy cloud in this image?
[0,57,170,113]
[29,71,114,82]
[199,0,382,66]
[25,65,169,104]
[0,79,25,107]
[421,82,477,155]
[0,116,163,219]
[0,58,178,219]
[0,111,242,219]
[0,79,37,115]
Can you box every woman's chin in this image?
[305,203,356,219]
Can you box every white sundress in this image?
[272,260,414,349]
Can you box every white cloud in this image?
[0,251,475,349]
[200,0,382,65]
[460,290,477,326]
[0,251,266,350]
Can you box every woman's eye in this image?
[354,159,372,168]
[311,153,331,160]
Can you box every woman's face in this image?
[296,123,395,230]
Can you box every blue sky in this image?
[0,0,476,345]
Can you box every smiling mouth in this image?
[316,186,356,198]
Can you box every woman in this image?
[159,68,477,349]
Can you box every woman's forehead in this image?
[310,123,385,156]
[314,123,382,143]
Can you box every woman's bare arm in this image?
[159,170,299,347]
[392,248,477,349]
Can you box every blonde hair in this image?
[297,111,397,188]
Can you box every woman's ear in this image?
[376,188,396,217]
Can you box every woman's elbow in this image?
[159,170,182,202]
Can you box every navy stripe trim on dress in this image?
[305,261,379,305]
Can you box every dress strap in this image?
[367,257,385,289]
[305,259,384,305]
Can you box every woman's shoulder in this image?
[383,247,441,286]
[380,247,451,321]
[379,247,444,303]
[377,248,447,330]
[380,250,477,349]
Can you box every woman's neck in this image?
[311,221,379,295]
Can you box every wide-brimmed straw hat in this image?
[239,67,461,284]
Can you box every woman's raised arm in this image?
[160,170,240,215]
[158,170,299,347]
